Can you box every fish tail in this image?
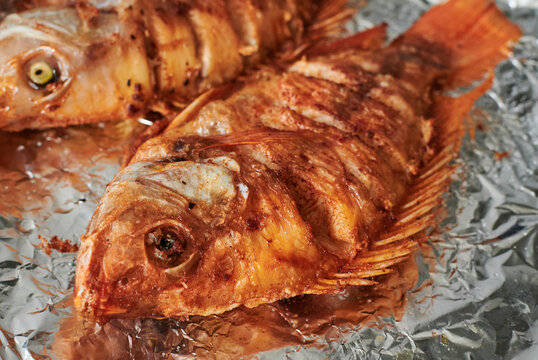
[399,0,522,88]
[313,0,521,291]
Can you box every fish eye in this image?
[145,226,188,268]
[25,59,59,88]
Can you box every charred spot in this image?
[183,78,190,86]
[127,79,132,87]
[46,104,60,112]
[299,153,309,162]
[130,34,136,40]
[181,181,187,185]
[85,42,110,61]
[127,104,139,116]
[147,41,158,59]
[431,80,444,92]
[175,139,187,152]
[175,2,191,15]
[188,203,196,210]
[245,213,265,231]
[132,84,145,102]
[367,130,374,139]
[158,156,188,163]
[144,110,164,122]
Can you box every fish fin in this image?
[307,23,388,56]
[312,67,497,292]
[121,117,170,168]
[309,0,359,39]
[121,83,237,167]
[166,84,236,130]
[399,0,521,88]
[282,0,360,61]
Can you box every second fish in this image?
[0,0,347,130]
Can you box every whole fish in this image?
[0,0,348,131]
[74,0,521,319]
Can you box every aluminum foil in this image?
[1,0,537,359]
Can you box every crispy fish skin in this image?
[0,0,328,131]
[75,0,521,319]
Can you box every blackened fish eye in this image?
[145,226,188,267]
[157,231,177,251]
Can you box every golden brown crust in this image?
[74,0,521,320]
[0,0,340,131]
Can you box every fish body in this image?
[74,0,521,319]
[0,0,118,13]
[0,0,331,131]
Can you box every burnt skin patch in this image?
[127,104,139,116]
[144,110,164,122]
[158,156,188,163]
[85,42,111,61]
[245,213,266,231]
[175,139,187,152]
[46,104,60,112]
[132,84,144,102]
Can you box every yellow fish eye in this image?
[27,61,56,86]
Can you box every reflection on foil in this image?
[0,119,146,360]
[0,0,537,359]
[51,254,420,359]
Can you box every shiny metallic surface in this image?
[0,1,537,358]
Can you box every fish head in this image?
[0,7,151,130]
[75,139,321,319]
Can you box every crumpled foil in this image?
[0,0,537,359]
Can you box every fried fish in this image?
[0,0,348,131]
[74,0,521,319]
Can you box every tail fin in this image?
[311,0,520,292]
[312,78,494,292]
[400,0,521,87]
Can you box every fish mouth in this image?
[74,235,106,319]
